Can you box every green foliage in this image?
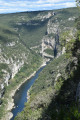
[76,0,80,7]
[65,39,76,58]
[18,19,48,47]
[0,63,9,70]
[48,33,55,37]
[60,30,76,58]
[54,76,64,91]
[44,48,54,56]
[75,16,80,30]
[0,25,18,44]
[48,103,80,120]
[0,63,10,79]
[60,31,70,47]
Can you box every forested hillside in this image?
[15,8,80,120]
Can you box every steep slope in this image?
[15,8,80,120]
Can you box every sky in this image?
[0,0,76,14]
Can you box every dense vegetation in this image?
[44,48,54,56]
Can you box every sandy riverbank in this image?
[1,62,46,120]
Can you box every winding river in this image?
[11,65,45,120]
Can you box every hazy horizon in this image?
[0,0,76,14]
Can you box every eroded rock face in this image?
[47,20,59,34]
[42,36,56,50]
[68,17,75,21]
[4,73,11,86]
[11,61,24,78]
[62,47,66,54]
[37,12,54,20]
[0,43,27,99]
[1,59,24,81]
[0,59,24,99]
[6,42,16,47]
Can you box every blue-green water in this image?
[11,66,45,120]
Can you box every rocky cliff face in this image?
[40,19,61,59]
[0,49,26,99]
[47,19,59,34]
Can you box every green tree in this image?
[76,0,80,7]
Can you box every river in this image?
[10,65,45,120]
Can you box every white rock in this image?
[62,47,66,54]
[7,42,15,47]
[55,73,61,81]
[1,83,4,90]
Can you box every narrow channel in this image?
[11,65,46,120]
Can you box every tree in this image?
[76,0,80,7]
